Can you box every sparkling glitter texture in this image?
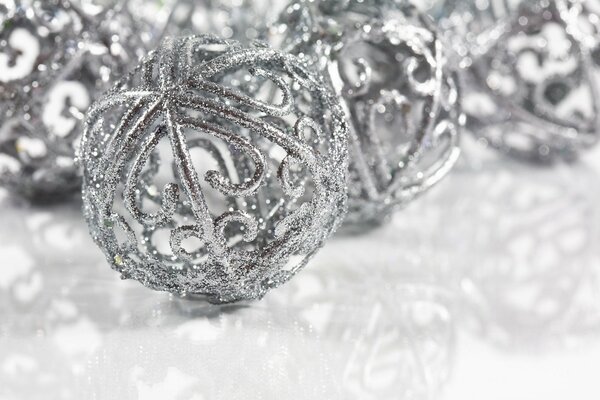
[81,36,349,303]
[273,0,461,229]
[434,0,600,162]
[0,0,148,200]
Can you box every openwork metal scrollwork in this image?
[81,36,348,303]
[274,0,461,229]
[436,0,600,162]
[0,0,149,200]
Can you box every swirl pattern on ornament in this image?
[82,36,348,303]
[275,0,461,226]
[0,0,151,199]
[455,0,600,161]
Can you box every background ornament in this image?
[0,0,149,201]
[432,0,600,162]
[140,0,288,44]
[81,35,349,303]
[272,0,461,229]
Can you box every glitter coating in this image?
[0,0,149,200]
[81,35,349,303]
[435,0,600,162]
[273,0,462,229]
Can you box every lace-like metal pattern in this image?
[273,0,461,229]
[435,0,600,162]
[81,36,348,303]
[0,0,148,200]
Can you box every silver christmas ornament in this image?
[0,0,148,201]
[272,0,462,229]
[433,0,600,162]
[80,35,349,303]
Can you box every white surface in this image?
[1,143,600,400]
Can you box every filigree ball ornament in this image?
[433,0,600,162]
[430,150,599,349]
[272,0,462,229]
[0,0,148,200]
[80,36,349,303]
[145,0,288,43]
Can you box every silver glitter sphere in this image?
[433,0,600,162]
[81,35,349,303]
[273,0,462,229]
[0,0,148,200]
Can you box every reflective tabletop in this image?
[1,142,600,400]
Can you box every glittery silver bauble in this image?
[81,35,349,303]
[433,0,600,162]
[0,0,148,201]
[273,0,462,229]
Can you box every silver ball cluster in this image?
[435,0,600,162]
[273,0,462,228]
[80,36,349,303]
[0,0,149,200]
[153,0,288,43]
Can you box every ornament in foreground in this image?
[434,0,600,162]
[0,0,148,200]
[81,36,349,303]
[273,0,461,229]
